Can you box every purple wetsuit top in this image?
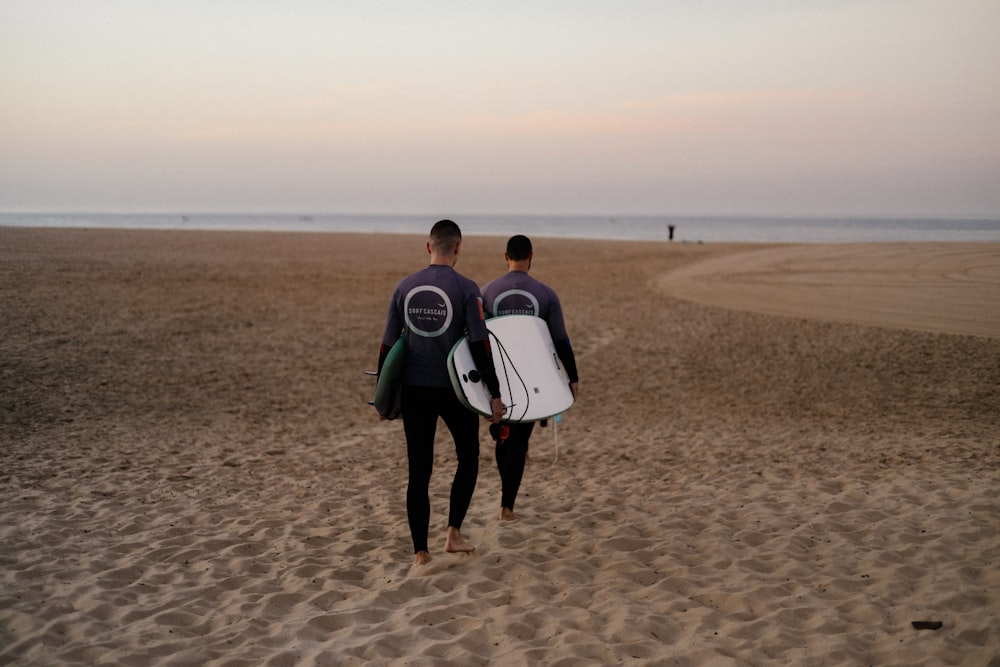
[481,270,578,383]
[382,264,491,389]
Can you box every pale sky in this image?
[2,1,998,217]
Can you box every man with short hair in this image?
[378,220,505,565]
[481,234,580,520]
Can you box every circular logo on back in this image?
[404,285,453,337]
[492,289,539,316]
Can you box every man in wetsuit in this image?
[378,220,505,566]
[481,234,580,521]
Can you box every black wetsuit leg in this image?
[440,390,481,531]
[402,385,438,554]
[402,386,481,553]
[495,421,535,511]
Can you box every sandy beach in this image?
[2,227,998,666]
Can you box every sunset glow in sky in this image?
[2,1,998,217]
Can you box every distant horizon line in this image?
[2,210,998,222]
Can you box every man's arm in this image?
[469,338,506,423]
[464,290,505,423]
[554,338,578,383]
[554,338,580,397]
[378,290,403,375]
[376,341,391,375]
[468,339,501,399]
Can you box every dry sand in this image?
[2,227,998,666]
[659,243,1000,339]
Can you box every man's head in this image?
[505,235,533,262]
[428,220,462,259]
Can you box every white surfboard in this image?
[448,315,574,422]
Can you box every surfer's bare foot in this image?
[444,526,475,553]
[499,507,518,521]
[413,550,431,566]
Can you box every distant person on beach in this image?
[481,235,580,520]
[377,220,505,566]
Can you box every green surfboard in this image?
[374,335,405,419]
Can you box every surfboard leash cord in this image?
[488,329,531,422]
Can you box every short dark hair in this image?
[429,220,462,253]
[506,235,532,261]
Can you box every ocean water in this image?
[2,212,999,243]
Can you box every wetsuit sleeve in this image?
[376,342,390,375]
[469,339,502,399]
[554,338,579,383]
[542,287,577,382]
[543,291,570,341]
[460,282,500,398]
[378,289,403,375]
